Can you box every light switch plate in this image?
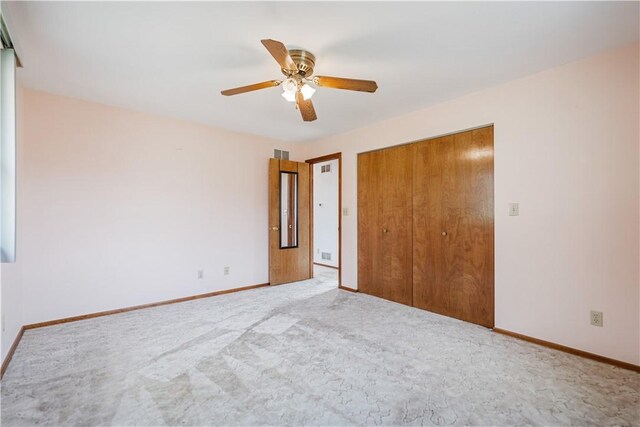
[509,203,519,216]
[343,208,349,216]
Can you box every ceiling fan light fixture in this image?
[300,83,316,101]
[282,77,298,93]
[281,91,296,102]
[281,77,299,102]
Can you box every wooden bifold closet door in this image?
[357,126,494,328]
[413,127,494,327]
[358,144,413,306]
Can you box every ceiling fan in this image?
[220,39,378,122]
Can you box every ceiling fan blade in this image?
[220,80,281,96]
[261,39,298,73]
[313,76,378,93]
[296,91,317,122]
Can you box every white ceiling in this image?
[3,1,639,143]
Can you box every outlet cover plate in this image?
[590,310,603,327]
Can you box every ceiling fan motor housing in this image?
[283,49,316,77]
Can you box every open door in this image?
[306,153,342,287]
[269,158,311,285]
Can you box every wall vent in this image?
[274,149,289,160]
[321,252,331,260]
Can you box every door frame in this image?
[305,152,342,287]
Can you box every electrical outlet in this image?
[509,203,519,216]
[590,310,603,327]
[343,207,349,216]
[197,270,204,279]
[224,266,230,276]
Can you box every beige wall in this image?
[1,89,295,361]
[300,43,640,364]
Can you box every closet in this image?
[357,126,494,327]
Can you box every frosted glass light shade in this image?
[281,91,296,102]
[300,83,316,100]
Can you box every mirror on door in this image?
[280,171,298,248]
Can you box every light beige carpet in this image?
[2,268,638,426]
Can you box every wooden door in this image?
[358,149,383,298]
[413,126,494,327]
[269,158,311,285]
[358,145,413,305]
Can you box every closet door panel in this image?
[357,150,384,297]
[413,137,450,315]
[380,145,413,305]
[445,128,494,327]
[413,127,494,327]
[358,145,413,305]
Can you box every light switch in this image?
[342,208,349,216]
[509,203,519,216]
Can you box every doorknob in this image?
[442,231,447,236]
[272,226,279,231]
